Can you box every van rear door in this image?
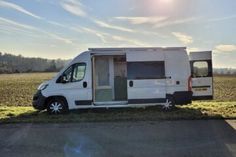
[189,51,213,100]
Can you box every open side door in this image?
[189,51,213,100]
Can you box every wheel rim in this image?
[162,99,172,110]
[49,102,63,114]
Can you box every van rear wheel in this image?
[162,97,175,111]
[47,97,68,114]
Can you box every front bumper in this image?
[32,90,46,110]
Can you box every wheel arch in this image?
[45,95,69,109]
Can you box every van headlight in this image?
[38,83,49,91]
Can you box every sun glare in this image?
[146,0,175,15]
[160,0,173,4]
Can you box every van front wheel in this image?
[47,97,68,114]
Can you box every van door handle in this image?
[129,80,133,87]
[165,76,171,79]
[83,81,87,88]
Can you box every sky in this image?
[0,0,236,68]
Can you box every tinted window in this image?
[127,61,165,79]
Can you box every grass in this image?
[213,75,236,101]
[0,73,55,106]
[0,101,235,123]
[0,73,235,123]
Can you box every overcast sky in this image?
[0,0,236,68]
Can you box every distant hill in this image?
[0,52,70,74]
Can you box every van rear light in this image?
[188,76,192,91]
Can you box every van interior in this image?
[93,55,128,104]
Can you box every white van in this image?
[32,47,213,114]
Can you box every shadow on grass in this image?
[0,105,225,123]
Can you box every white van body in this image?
[33,47,213,112]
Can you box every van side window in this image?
[72,63,86,82]
[57,63,86,83]
[127,61,165,79]
[62,66,73,82]
[192,61,209,77]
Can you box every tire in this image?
[162,96,176,111]
[47,97,68,114]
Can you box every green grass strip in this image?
[0,101,235,123]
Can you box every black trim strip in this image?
[128,98,166,104]
[75,100,92,105]
[192,86,211,88]
[172,91,192,105]
[128,78,166,80]
[192,96,213,100]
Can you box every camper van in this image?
[32,47,213,114]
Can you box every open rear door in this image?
[189,51,213,100]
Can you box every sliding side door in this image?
[126,50,166,104]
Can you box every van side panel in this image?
[126,50,167,103]
[165,50,190,93]
[165,49,192,104]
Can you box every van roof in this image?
[88,47,186,51]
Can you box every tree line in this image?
[213,68,236,76]
[0,52,235,75]
[0,52,70,74]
